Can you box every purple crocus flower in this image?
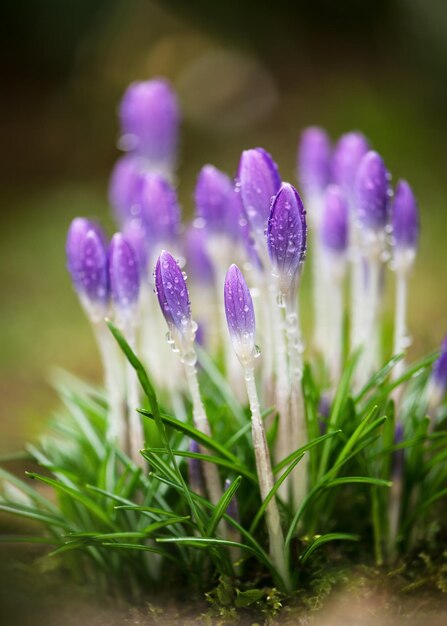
[354,151,390,231]
[119,78,180,170]
[331,131,369,198]
[66,218,109,318]
[155,250,191,335]
[108,154,144,224]
[108,233,140,315]
[138,173,181,247]
[266,183,307,296]
[185,225,214,285]
[122,218,149,276]
[194,165,234,236]
[297,126,331,199]
[391,180,420,251]
[224,264,256,364]
[237,148,281,237]
[320,185,349,254]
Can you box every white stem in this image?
[357,251,381,387]
[284,301,307,510]
[183,352,223,507]
[125,325,146,469]
[325,258,345,387]
[94,321,127,449]
[243,364,290,589]
[312,232,328,353]
[349,227,364,353]
[393,271,408,381]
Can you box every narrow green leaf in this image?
[299,533,359,564]
[206,476,242,537]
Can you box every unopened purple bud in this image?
[109,155,144,224]
[224,264,256,364]
[139,173,181,246]
[391,180,419,251]
[66,218,109,315]
[297,127,331,198]
[331,131,369,196]
[119,78,180,170]
[194,165,234,235]
[108,233,140,313]
[354,151,390,231]
[266,183,307,295]
[155,250,191,333]
[224,478,240,523]
[185,225,214,285]
[320,185,349,254]
[123,218,149,275]
[432,337,447,395]
[238,148,281,236]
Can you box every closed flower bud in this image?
[392,180,419,252]
[297,126,331,198]
[224,264,256,365]
[108,155,144,224]
[238,148,281,237]
[108,233,140,319]
[139,173,181,248]
[122,218,149,276]
[266,183,307,296]
[155,250,192,337]
[320,185,349,254]
[331,131,369,197]
[354,151,390,232]
[185,225,214,285]
[194,165,235,236]
[66,218,109,321]
[119,78,180,172]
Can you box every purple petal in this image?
[331,131,369,196]
[155,250,191,333]
[108,155,144,224]
[66,218,108,306]
[108,233,140,310]
[297,126,331,197]
[185,225,214,285]
[238,148,281,236]
[266,183,307,294]
[138,173,181,246]
[122,218,149,275]
[194,165,234,235]
[391,180,419,250]
[354,151,390,231]
[119,78,180,168]
[320,185,349,253]
[432,336,447,393]
[224,264,255,343]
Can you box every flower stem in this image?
[393,270,408,381]
[243,363,290,590]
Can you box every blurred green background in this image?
[1,0,447,451]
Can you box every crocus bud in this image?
[66,218,108,321]
[428,337,447,411]
[224,264,256,365]
[119,78,180,172]
[266,183,307,297]
[185,225,214,285]
[320,185,349,255]
[392,180,419,253]
[122,218,149,276]
[155,250,193,344]
[139,173,181,249]
[297,126,331,200]
[108,233,140,324]
[331,131,369,198]
[237,148,281,237]
[354,151,390,233]
[194,165,234,236]
[108,155,144,224]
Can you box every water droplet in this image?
[254,345,261,359]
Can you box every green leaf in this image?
[0,503,71,530]
[273,430,342,474]
[299,533,359,564]
[235,588,265,607]
[206,476,242,537]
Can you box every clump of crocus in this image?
[155,250,222,505]
[119,78,180,176]
[390,180,420,378]
[224,264,289,589]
